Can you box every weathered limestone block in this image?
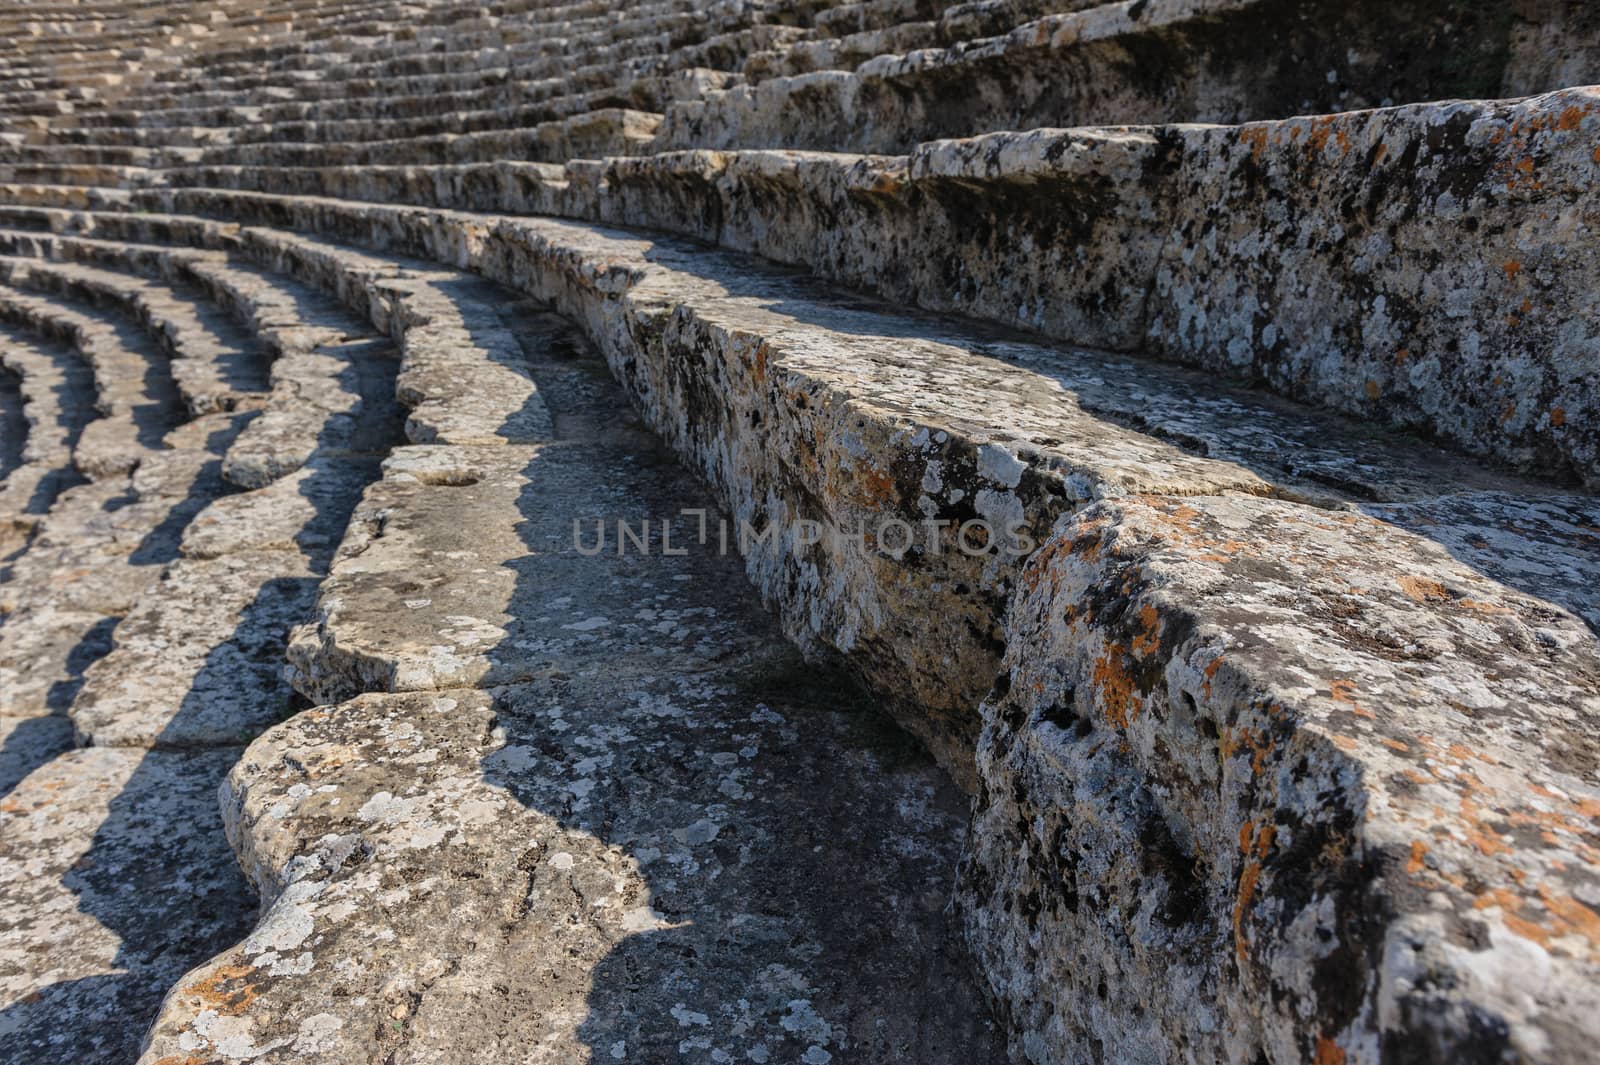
[508,90,1600,484]
[0,714,73,794]
[285,443,771,704]
[178,86,1600,484]
[656,0,1599,154]
[110,194,1598,777]
[222,335,397,489]
[0,278,183,479]
[181,458,380,561]
[962,494,1600,1064]
[229,229,552,445]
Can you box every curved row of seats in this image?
[1,1,1598,1063]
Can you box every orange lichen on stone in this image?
[1092,643,1140,728]
[1476,887,1600,955]
[1551,407,1567,427]
[1406,840,1429,875]
[1240,126,1269,160]
[1306,118,1335,154]
[1397,575,1451,603]
[854,462,897,506]
[1130,604,1161,656]
[1503,260,1522,280]
[184,964,260,1017]
[1315,1036,1348,1065]
[1364,379,1381,400]
[1233,819,1277,962]
[1221,724,1274,775]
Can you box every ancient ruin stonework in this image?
[0,2,1595,1063]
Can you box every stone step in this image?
[137,84,1600,487]
[0,323,97,552]
[62,197,1596,1060]
[159,222,557,449]
[0,162,156,187]
[0,356,25,483]
[0,744,255,1063]
[0,410,242,720]
[0,256,403,1063]
[1,2,1598,1061]
[655,0,1600,153]
[0,219,408,486]
[175,107,663,168]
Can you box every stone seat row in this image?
[14,85,1596,489]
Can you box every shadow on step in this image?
[0,363,23,481]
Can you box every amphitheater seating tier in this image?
[0,2,1596,1063]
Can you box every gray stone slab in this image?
[286,443,772,704]
[964,492,1600,1064]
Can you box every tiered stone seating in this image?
[1,1,1597,1063]
[0,236,406,1062]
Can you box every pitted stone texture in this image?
[0,746,253,1065]
[70,551,320,748]
[286,443,769,705]
[962,493,1600,1065]
[138,675,1003,1065]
